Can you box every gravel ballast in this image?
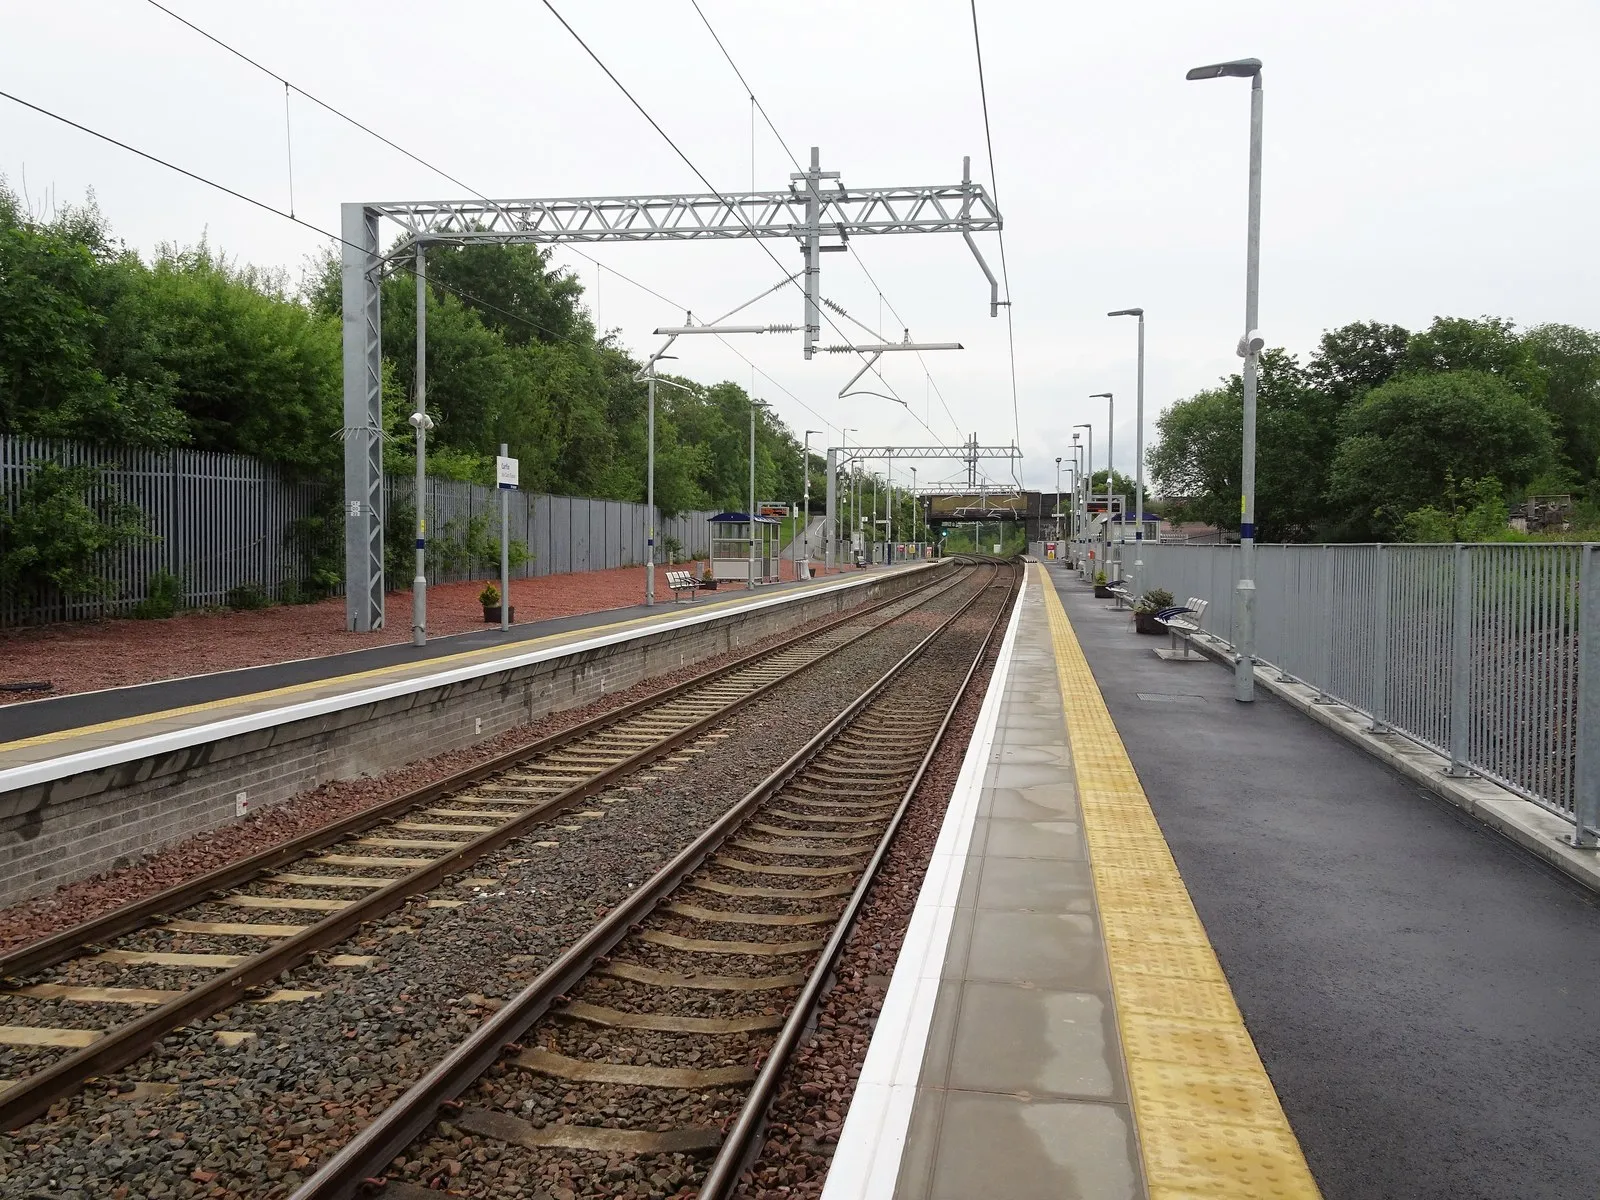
[0,568,990,1200]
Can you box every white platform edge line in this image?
[0,567,927,793]
[820,570,1029,1200]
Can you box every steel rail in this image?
[697,567,1020,1197]
[0,567,969,1132]
[0,568,948,985]
[287,565,1006,1200]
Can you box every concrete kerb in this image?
[1165,628,1600,895]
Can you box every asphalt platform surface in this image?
[0,574,837,744]
[1051,565,1600,1200]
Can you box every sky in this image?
[5,0,1599,493]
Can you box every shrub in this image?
[0,462,150,603]
[661,534,684,563]
[133,571,184,619]
[1135,587,1174,614]
[479,581,501,607]
[1094,569,1108,585]
[225,583,270,611]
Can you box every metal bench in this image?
[665,569,700,603]
[1107,578,1135,609]
[1155,597,1209,659]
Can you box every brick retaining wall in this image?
[0,571,928,904]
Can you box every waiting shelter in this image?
[709,512,781,585]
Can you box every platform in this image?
[0,566,922,781]
[823,562,1317,1199]
[826,559,1600,1200]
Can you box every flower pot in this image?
[482,605,514,623]
[1093,585,1113,599]
[700,579,719,591]
[1134,611,1165,635]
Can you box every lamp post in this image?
[1090,393,1114,571]
[638,370,695,605]
[1187,55,1263,702]
[910,466,918,552]
[1109,308,1145,594]
[1074,421,1094,576]
[410,244,432,647]
[1054,456,1063,545]
[802,429,819,580]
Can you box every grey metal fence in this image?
[1136,541,1600,834]
[2,436,716,624]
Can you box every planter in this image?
[1134,611,1165,635]
[699,580,719,591]
[1093,585,1113,599]
[482,605,515,623]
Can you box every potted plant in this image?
[479,581,514,623]
[699,565,719,591]
[1134,587,1175,635]
[1093,570,1113,599]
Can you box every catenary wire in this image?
[127,1,841,433]
[967,0,1023,485]
[686,0,963,445]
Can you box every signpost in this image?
[496,448,518,632]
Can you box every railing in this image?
[1,436,714,625]
[1135,542,1600,837]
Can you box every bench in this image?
[665,569,700,603]
[1107,579,1135,609]
[1155,597,1210,659]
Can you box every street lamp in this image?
[802,429,820,580]
[637,369,695,606]
[407,407,434,647]
[1187,55,1263,703]
[1055,455,1064,546]
[1109,307,1146,594]
[1073,424,1093,577]
[910,466,918,551]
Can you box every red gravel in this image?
[0,560,847,706]
[732,586,1014,1199]
[0,604,852,958]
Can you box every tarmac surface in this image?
[1052,564,1600,1200]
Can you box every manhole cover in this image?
[1135,692,1206,705]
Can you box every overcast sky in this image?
[6,0,1598,491]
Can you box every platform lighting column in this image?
[1187,55,1264,702]
[750,400,757,585]
[911,466,918,552]
[1090,394,1114,572]
[887,451,894,561]
[1074,423,1093,576]
[410,244,432,648]
[1054,456,1062,544]
[1110,308,1146,595]
[803,429,819,579]
[646,370,657,606]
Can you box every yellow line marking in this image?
[0,572,860,755]
[1036,564,1320,1199]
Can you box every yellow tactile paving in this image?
[1036,563,1321,1200]
[0,572,863,757]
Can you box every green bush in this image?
[225,583,270,611]
[1136,587,1175,614]
[0,462,150,604]
[133,571,184,619]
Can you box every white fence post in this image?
[1573,544,1600,846]
[1445,543,1477,778]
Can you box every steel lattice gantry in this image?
[341,148,1002,630]
[822,440,1021,570]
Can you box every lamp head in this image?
[408,411,434,431]
[1107,307,1144,318]
[1236,329,1265,358]
[1090,392,1113,400]
[1186,57,1262,81]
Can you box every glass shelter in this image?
[709,512,782,585]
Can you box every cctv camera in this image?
[1236,330,1265,358]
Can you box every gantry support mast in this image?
[341,149,1002,630]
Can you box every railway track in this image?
[0,564,978,1131]
[290,562,1020,1200]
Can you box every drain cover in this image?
[1135,692,1206,704]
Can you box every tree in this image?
[1329,370,1555,536]
[0,462,150,601]
[1523,323,1600,482]
[1401,316,1546,401]
[1305,320,1410,407]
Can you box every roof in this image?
[709,511,781,524]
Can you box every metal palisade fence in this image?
[2,436,716,626]
[1134,541,1600,838]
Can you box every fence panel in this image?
[1135,539,1589,822]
